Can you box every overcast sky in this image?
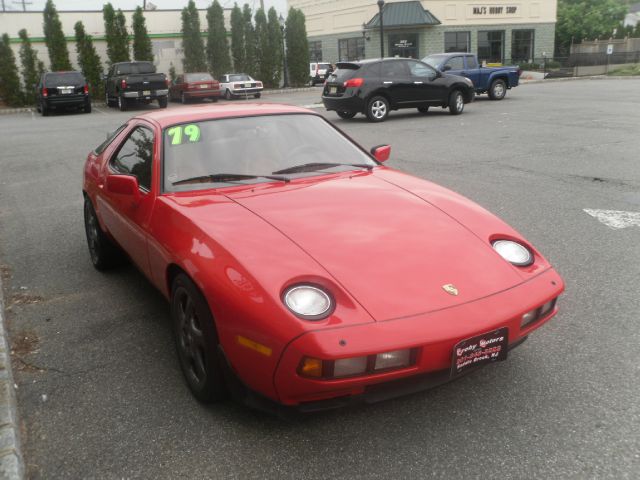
[4,1,288,14]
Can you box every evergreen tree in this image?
[169,62,177,82]
[0,34,24,107]
[206,0,232,77]
[266,7,283,87]
[285,8,310,86]
[43,0,72,71]
[74,21,104,98]
[132,6,154,62]
[230,3,245,72]
[181,0,207,72]
[103,3,130,64]
[254,9,269,82]
[18,29,40,104]
[242,4,256,77]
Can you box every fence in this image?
[513,52,640,78]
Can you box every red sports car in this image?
[83,104,564,412]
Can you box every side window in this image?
[381,61,408,78]
[408,61,437,79]
[445,56,465,70]
[110,126,155,191]
[466,56,478,69]
[94,123,128,155]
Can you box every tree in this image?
[132,6,154,62]
[74,21,104,99]
[18,29,40,104]
[43,0,72,71]
[230,3,245,72]
[555,0,627,55]
[206,0,232,77]
[0,34,24,107]
[103,3,130,64]
[181,0,207,72]
[266,7,283,87]
[242,4,256,77]
[285,8,309,86]
[254,8,269,82]
[169,62,177,82]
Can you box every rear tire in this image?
[366,95,389,122]
[171,273,226,403]
[254,93,261,99]
[337,111,356,119]
[180,92,187,104]
[488,79,507,100]
[84,101,92,113]
[118,95,127,111]
[158,96,168,108]
[83,197,122,271]
[417,106,429,114]
[41,102,49,116]
[448,90,464,115]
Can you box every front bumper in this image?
[230,87,263,95]
[273,267,563,406]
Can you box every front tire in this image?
[337,111,356,119]
[224,89,232,100]
[366,95,389,122]
[171,273,226,403]
[448,90,464,115]
[488,79,507,100]
[83,197,122,271]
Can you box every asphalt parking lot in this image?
[1,78,639,479]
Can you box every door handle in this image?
[413,81,423,84]
[383,81,393,84]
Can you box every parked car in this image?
[422,53,521,100]
[309,62,333,85]
[104,61,169,111]
[83,103,564,412]
[219,74,263,99]
[36,71,91,116]
[322,58,475,122]
[169,72,221,104]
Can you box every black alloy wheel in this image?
[448,90,464,115]
[171,274,226,403]
[337,111,357,119]
[83,197,121,270]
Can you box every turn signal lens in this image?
[299,357,323,378]
[343,77,364,88]
[334,356,368,378]
[374,349,411,370]
[521,309,538,328]
[540,298,556,317]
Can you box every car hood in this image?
[227,171,524,321]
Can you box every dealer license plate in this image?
[329,86,337,94]
[143,90,151,96]
[60,88,73,94]
[200,84,208,89]
[451,327,508,377]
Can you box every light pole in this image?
[279,14,289,88]
[377,0,385,58]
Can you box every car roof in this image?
[134,103,316,129]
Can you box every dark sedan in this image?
[322,58,475,122]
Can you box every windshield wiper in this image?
[172,173,290,186]
[272,162,374,175]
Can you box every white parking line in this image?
[584,209,640,229]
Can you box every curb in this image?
[521,74,640,84]
[262,86,319,95]
[0,274,25,479]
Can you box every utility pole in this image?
[260,0,264,10]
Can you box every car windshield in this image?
[422,55,447,69]
[45,72,85,87]
[229,74,251,82]
[163,114,376,192]
[185,73,213,82]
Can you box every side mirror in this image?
[442,65,452,72]
[106,174,140,199]
[371,144,391,163]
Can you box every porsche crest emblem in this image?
[442,284,459,296]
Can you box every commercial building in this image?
[0,8,230,76]
[292,0,557,65]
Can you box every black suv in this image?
[322,58,475,122]
[36,71,91,116]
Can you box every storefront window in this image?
[512,30,534,63]
[338,37,365,61]
[444,32,470,53]
[478,31,505,63]
[309,41,323,62]
[388,33,419,58]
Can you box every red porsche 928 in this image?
[83,104,564,412]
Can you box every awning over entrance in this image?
[365,1,441,28]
